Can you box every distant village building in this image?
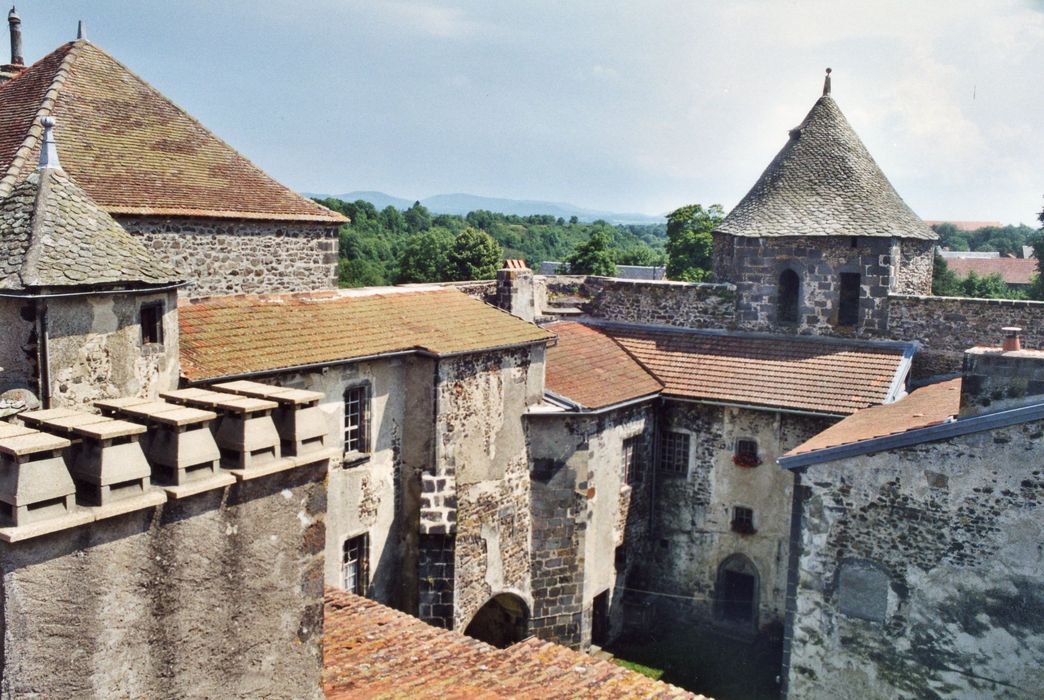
[939,250,1039,289]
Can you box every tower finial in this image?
[38,117,61,171]
[76,19,85,40]
[8,5,22,66]
[822,67,832,97]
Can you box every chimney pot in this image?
[8,5,22,66]
[1002,326,1022,352]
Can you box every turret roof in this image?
[715,94,937,240]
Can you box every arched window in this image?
[778,269,799,323]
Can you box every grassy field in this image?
[609,624,782,700]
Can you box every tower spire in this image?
[822,67,832,97]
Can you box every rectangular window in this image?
[140,302,164,345]
[658,431,689,476]
[838,273,861,326]
[623,435,643,485]
[733,439,761,468]
[343,385,370,456]
[731,506,756,534]
[342,533,369,595]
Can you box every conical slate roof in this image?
[715,95,937,240]
[0,167,181,290]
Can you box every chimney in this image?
[0,5,25,84]
[959,326,1044,417]
[495,260,536,322]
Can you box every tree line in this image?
[931,216,1044,300]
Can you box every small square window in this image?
[622,435,643,485]
[658,431,689,476]
[733,439,761,468]
[731,506,756,534]
[343,385,370,458]
[140,302,164,345]
[342,533,369,595]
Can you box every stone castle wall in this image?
[788,418,1044,699]
[0,464,327,699]
[118,216,339,298]
[893,239,934,296]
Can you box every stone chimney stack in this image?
[0,6,25,84]
[959,326,1044,417]
[495,260,536,323]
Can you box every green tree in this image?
[931,253,961,296]
[396,228,454,283]
[404,201,432,233]
[566,229,616,276]
[448,227,503,280]
[1028,202,1044,299]
[665,203,724,281]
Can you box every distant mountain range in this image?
[305,190,666,225]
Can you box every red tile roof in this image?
[544,321,662,409]
[0,41,345,224]
[600,324,912,415]
[784,378,961,457]
[179,288,553,382]
[323,589,704,699]
[944,257,1038,285]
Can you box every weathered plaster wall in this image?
[0,464,326,699]
[789,418,1044,699]
[45,291,180,409]
[526,403,655,648]
[888,295,1044,377]
[118,216,338,297]
[435,346,543,632]
[0,299,36,397]
[650,402,833,630]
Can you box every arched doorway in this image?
[716,554,759,630]
[463,593,529,648]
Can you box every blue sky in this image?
[22,1,1044,224]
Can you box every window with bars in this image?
[622,435,643,485]
[731,506,756,534]
[343,385,370,457]
[342,533,369,595]
[733,439,761,468]
[658,431,689,476]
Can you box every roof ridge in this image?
[73,42,344,223]
[0,41,83,199]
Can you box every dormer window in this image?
[140,302,164,345]
[778,269,799,324]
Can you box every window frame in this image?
[777,268,800,324]
[342,533,370,596]
[139,301,164,346]
[658,430,690,477]
[730,506,756,534]
[733,438,761,468]
[622,435,644,485]
[838,272,861,327]
[343,384,371,462]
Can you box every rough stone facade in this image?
[579,277,737,329]
[118,216,339,297]
[649,402,833,632]
[893,239,934,296]
[0,463,327,699]
[788,419,1044,699]
[526,403,656,648]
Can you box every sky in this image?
[21,1,1044,224]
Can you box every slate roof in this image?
[543,321,662,409]
[0,40,345,223]
[178,288,554,382]
[784,378,961,457]
[944,257,1038,286]
[598,323,913,415]
[0,168,179,290]
[715,95,937,241]
[323,589,704,699]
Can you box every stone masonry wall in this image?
[789,419,1044,699]
[118,216,339,297]
[579,277,737,329]
[0,463,327,699]
[418,533,456,629]
[894,239,934,296]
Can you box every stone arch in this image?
[715,553,759,630]
[463,592,530,648]
[777,268,800,324]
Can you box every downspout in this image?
[35,298,50,408]
[779,467,805,699]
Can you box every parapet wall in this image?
[888,294,1044,377]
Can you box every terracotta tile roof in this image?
[715,95,936,241]
[544,321,662,409]
[784,378,961,457]
[0,168,179,289]
[504,259,528,270]
[944,257,1038,285]
[0,41,346,224]
[598,323,912,415]
[323,589,704,699]
[179,288,553,382]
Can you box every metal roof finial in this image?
[77,19,85,40]
[38,116,61,171]
[823,67,832,97]
[8,5,23,66]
